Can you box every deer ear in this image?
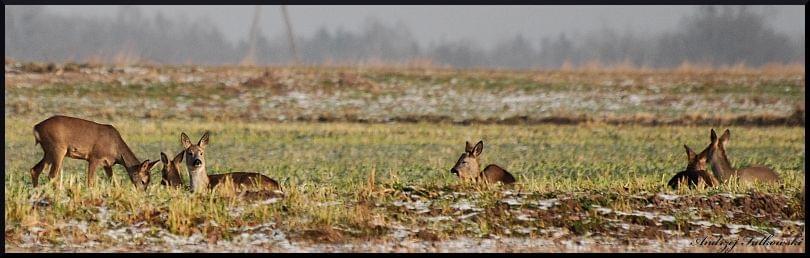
[198,131,210,149]
[719,129,730,146]
[160,152,169,164]
[465,141,473,153]
[173,150,184,163]
[697,146,710,160]
[710,129,718,144]
[181,132,192,149]
[139,159,157,171]
[472,140,484,157]
[148,160,160,169]
[138,160,150,170]
[684,145,696,161]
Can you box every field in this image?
[3,62,806,252]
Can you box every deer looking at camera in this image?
[180,132,282,194]
[707,129,780,185]
[30,115,158,190]
[450,140,517,185]
[667,144,718,189]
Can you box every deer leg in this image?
[31,156,47,187]
[104,165,114,182]
[86,159,100,187]
[47,148,67,186]
[31,153,51,187]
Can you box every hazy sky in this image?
[45,5,805,48]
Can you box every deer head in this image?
[160,151,184,187]
[450,140,484,181]
[181,131,211,193]
[125,155,158,191]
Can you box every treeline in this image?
[4,6,805,69]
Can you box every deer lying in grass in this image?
[667,144,718,189]
[159,151,185,188]
[450,140,516,185]
[708,129,780,185]
[30,115,158,190]
[180,132,282,194]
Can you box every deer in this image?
[30,115,159,190]
[450,140,517,185]
[707,128,780,185]
[667,144,718,189]
[159,151,185,188]
[180,132,283,194]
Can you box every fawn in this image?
[667,144,718,189]
[159,151,185,188]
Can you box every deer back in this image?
[736,166,780,183]
[208,172,282,191]
[481,164,517,185]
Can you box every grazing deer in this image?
[707,129,780,185]
[30,115,158,190]
[450,140,517,185]
[159,151,185,188]
[667,144,718,189]
[180,132,282,193]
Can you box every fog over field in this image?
[39,5,806,48]
[4,5,805,68]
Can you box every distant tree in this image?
[429,39,484,68]
[656,6,795,67]
[538,33,577,68]
[3,6,803,69]
[490,34,537,69]
[795,34,805,63]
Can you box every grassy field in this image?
[5,62,805,126]
[3,62,806,252]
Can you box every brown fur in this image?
[180,132,282,193]
[450,140,517,185]
[481,164,517,184]
[667,144,717,189]
[707,129,780,185]
[208,172,281,191]
[30,115,158,190]
[159,151,184,188]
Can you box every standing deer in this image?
[450,140,517,185]
[180,132,282,193]
[667,144,718,189]
[30,115,158,190]
[707,129,780,185]
[159,151,185,188]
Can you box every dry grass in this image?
[3,62,805,252]
[4,118,805,252]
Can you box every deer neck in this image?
[118,143,140,175]
[709,146,736,183]
[188,166,210,193]
[458,165,481,181]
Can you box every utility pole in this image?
[280,5,300,65]
[241,5,262,66]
